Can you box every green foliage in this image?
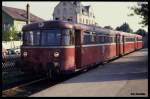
[129,2,148,27]
[104,26,113,30]
[2,29,11,41]
[135,28,147,36]
[2,25,19,41]
[115,22,133,33]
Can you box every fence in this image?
[2,55,21,72]
[2,54,43,89]
[2,54,26,88]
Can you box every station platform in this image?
[30,48,148,97]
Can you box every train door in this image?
[136,37,138,49]
[75,29,82,69]
[116,34,120,56]
[123,35,125,54]
[134,37,136,50]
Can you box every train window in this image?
[95,35,99,44]
[126,38,129,42]
[83,32,90,44]
[138,37,142,41]
[62,29,74,46]
[41,32,47,46]
[33,31,40,45]
[47,31,61,45]
[114,37,116,43]
[90,32,96,43]
[105,36,108,43]
[109,37,113,43]
[112,37,115,43]
[23,31,33,45]
[23,31,40,46]
[99,36,105,43]
[41,29,61,46]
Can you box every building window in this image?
[79,18,82,23]
[83,19,84,24]
[55,18,59,20]
[82,9,84,14]
[63,2,66,6]
[86,19,88,24]
[68,18,72,22]
[64,8,67,14]
[57,9,60,14]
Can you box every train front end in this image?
[19,21,75,77]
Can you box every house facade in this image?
[53,1,96,25]
[2,6,44,32]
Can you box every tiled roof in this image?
[2,6,45,22]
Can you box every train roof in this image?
[22,20,74,31]
[22,20,142,37]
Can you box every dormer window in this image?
[68,18,72,22]
[82,9,84,14]
[63,2,66,6]
[55,18,59,20]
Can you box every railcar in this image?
[16,20,143,79]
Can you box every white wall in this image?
[53,2,95,25]
[2,41,22,49]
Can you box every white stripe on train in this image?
[22,41,141,49]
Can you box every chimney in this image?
[26,4,30,24]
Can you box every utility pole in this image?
[26,4,30,24]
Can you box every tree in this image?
[10,25,19,41]
[115,22,133,33]
[129,2,148,27]
[2,25,19,41]
[2,28,11,41]
[104,26,113,30]
[135,28,147,36]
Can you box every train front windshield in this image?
[23,29,74,46]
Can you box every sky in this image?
[2,1,148,32]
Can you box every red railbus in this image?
[16,20,143,79]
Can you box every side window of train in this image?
[62,29,71,46]
[90,32,96,43]
[113,37,116,43]
[68,29,74,45]
[99,36,105,43]
[105,36,109,43]
[101,36,105,43]
[83,31,90,44]
[33,31,40,46]
[110,37,113,43]
[140,38,142,41]
[23,31,33,45]
[127,37,130,42]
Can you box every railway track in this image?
[2,64,100,97]
[2,69,88,97]
[2,77,47,97]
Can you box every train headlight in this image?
[54,52,59,58]
[23,52,28,57]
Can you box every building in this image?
[2,6,44,32]
[53,1,96,25]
